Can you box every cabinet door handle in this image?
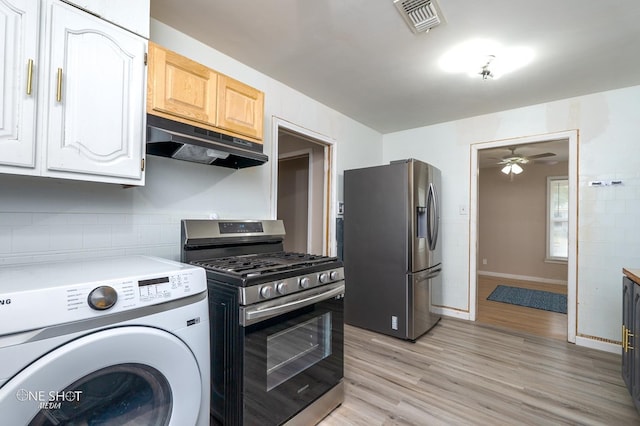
[26,59,34,95]
[56,68,63,102]
[623,326,627,352]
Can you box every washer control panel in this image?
[0,256,207,335]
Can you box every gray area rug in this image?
[487,285,567,314]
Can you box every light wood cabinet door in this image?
[148,42,218,128]
[0,0,38,171]
[42,0,146,183]
[216,74,264,141]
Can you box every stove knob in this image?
[319,272,329,283]
[330,271,339,281]
[276,282,288,295]
[260,286,272,299]
[299,277,310,289]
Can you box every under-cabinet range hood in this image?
[146,114,268,169]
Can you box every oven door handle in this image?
[241,282,344,326]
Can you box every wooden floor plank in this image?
[476,275,568,340]
[319,319,639,426]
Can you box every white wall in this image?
[0,20,382,266]
[478,161,569,281]
[382,85,640,344]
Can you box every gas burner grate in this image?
[193,252,337,278]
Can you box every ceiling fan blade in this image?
[527,152,556,160]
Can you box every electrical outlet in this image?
[338,202,344,215]
[482,258,487,265]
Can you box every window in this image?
[547,176,569,261]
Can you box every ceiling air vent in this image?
[393,0,443,34]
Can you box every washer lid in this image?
[0,326,203,425]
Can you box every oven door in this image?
[240,282,344,425]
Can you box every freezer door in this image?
[408,269,441,340]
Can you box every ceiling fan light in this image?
[501,165,512,174]
[511,163,523,174]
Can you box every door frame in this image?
[270,117,337,256]
[278,149,313,253]
[469,130,578,343]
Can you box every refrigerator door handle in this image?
[427,182,439,251]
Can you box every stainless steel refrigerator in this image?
[343,158,442,340]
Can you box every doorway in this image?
[271,118,337,256]
[277,152,311,252]
[469,130,578,343]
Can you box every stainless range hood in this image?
[146,114,268,169]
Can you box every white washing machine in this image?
[0,255,210,426]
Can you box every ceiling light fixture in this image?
[438,39,534,80]
[501,163,523,175]
[479,55,495,80]
[501,162,523,181]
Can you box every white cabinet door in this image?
[63,0,150,38]
[0,0,38,171]
[42,0,146,183]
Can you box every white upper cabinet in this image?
[42,0,146,182]
[0,0,148,185]
[62,0,150,38]
[0,0,39,170]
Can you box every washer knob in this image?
[88,286,118,311]
[319,272,329,283]
[276,282,288,294]
[330,271,339,280]
[260,286,272,298]
[299,277,310,289]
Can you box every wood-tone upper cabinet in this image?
[147,42,264,143]
[147,42,218,128]
[217,74,264,141]
[0,0,39,171]
[42,0,146,183]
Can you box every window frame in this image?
[546,175,569,263]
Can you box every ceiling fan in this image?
[498,147,556,179]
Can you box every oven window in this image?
[266,312,332,391]
[27,363,171,426]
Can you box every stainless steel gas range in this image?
[181,219,344,426]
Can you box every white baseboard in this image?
[432,306,470,320]
[575,336,621,354]
[478,270,567,286]
[435,308,618,355]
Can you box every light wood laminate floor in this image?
[319,319,638,425]
[476,275,568,341]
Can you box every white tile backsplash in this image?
[50,225,83,250]
[0,227,11,254]
[0,212,33,226]
[0,212,182,266]
[82,225,112,249]
[12,226,51,253]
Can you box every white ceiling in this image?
[150,0,640,134]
